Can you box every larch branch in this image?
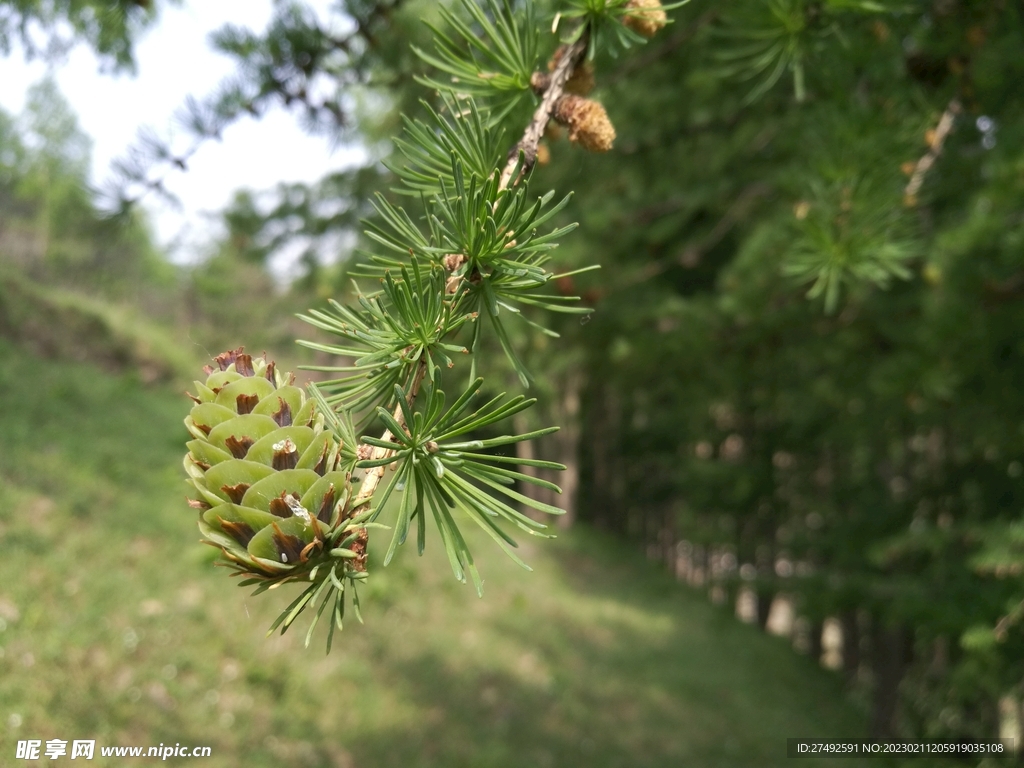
[350,25,591,523]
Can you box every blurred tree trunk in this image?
[516,370,581,528]
[755,540,776,631]
[808,619,824,665]
[756,588,774,631]
[841,610,861,683]
[869,619,912,739]
[584,378,624,533]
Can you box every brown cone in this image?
[622,0,667,39]
[552,94,616,153]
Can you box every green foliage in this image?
[713,0,817,104]
[291,135,585,594]
[352,146,587,383]
[0,0,170,68]
[713,0,897,104]
[298,262,471,417]
[782,177,916,313]
[21,76,91,179]
[358,373,565,587]
[544,0,1024,740]
[0,79,173,297]
[414,0,540,116]
[385,97,506,197]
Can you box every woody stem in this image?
[498,33,589,191]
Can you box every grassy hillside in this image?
[0,268,200,383]
[0,340,882,767]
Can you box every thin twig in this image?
[904,99,961,206]
[499,34,589,190]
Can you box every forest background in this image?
[1,0,1023,764]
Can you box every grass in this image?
[0,268,201,383]
[0,339,885,767]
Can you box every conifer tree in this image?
[543,0,1024,740]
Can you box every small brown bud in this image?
[622,0,667,39]
[445,275,463,295]
[536,142,551,166]
[552,94,616,153]
[566,63,595,96]
[443,253,466,272]
[547,45,568,73]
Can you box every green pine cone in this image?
[183,348,366,587]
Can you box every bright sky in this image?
[0,0,365,262]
